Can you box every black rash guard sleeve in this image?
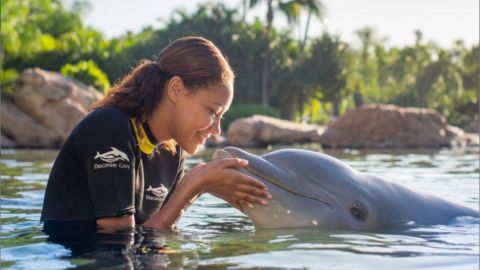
[162,147,187,205]
[176,147,187,183]
[75,108,136,219]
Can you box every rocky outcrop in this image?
[1,133,17,148]
[1,68,103,148]
[1,101,61,147]
[319,104,478,148]
[205,134,226,147]
[226,115,324,146]
[464,121,479,134]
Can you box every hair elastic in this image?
[155,64,173,78]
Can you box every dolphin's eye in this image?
[349,203,368,221]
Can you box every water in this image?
[1,146,479,269]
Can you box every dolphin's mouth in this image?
[213,147,332,208]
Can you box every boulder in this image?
[1,133,18,148]
[1,101,61,147]
[1,68,104,148]
[205,134,226,147]
[463,120,479,134]
[319,104,477,148]
[227,115,324,146]
[463,132,480,146]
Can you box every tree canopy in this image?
[1,0,478,127]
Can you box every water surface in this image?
[1,146,479,269]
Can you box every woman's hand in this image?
[186,158,272,212]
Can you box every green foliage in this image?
[1,0,478,128]
[222,104,280,131]
[303,34,349,116]
[60,60,110,91]
[0,68,20,99]
[1,0,83,58]
[302,99,330,124]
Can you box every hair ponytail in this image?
[92,60,171,122]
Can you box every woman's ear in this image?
[166,76,186,104]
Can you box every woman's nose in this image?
[209,118,221,135]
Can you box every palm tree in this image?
[295,1,326,52]
[242,0,248,22]
[248,0,325,106]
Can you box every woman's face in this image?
[171,81,233,154]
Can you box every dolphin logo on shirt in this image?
[146,185,168,198]
[94,147,130,163]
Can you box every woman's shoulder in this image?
[88,106,129,120]
[74,107,132,137]
[84,107,129,125]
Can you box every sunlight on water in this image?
[0,146,478,269]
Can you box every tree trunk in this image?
[353,91,364,108]
[287,94,297,120]
[242,0,247,22]
[261,49,270,106]
[261,0,273,106]
[300,9,312,54]
[333,102,340,117]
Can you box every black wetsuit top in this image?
[40,107,186,229]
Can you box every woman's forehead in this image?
[200,83,233,105]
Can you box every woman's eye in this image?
[209,109,219,118]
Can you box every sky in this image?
[66,0,479,48]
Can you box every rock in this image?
[319,104,475,148]
[227,115,324,146]
[1,101,61,147]
[205,135,226,147]
[463,121,479,134]
[463,133,480,146]
[1,68,104,148]
[1,133,18,148]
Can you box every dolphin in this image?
[212,147,479,230]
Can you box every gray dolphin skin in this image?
[212,147,479,230]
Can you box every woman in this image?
[41,36,271,233]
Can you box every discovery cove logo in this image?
[146,185,168,201]
[93,147,130,169]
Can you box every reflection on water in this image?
[1,146,479,269]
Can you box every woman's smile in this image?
[196,131,209,145]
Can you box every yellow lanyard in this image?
[130,118,157,155]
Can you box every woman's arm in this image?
[141,173,199,231]
[142,158,271,231]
